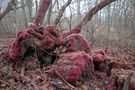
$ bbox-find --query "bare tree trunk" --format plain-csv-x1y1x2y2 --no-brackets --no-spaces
0,21,7,33
21,0,28,28
0,0,15,21
33,0,52,28
77,0,81,19
26,0,33,22
124,0,128,49
106,5,111,51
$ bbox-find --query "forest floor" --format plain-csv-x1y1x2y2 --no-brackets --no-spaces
0,36,135,90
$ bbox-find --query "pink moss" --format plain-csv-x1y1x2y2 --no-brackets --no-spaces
92,53,105,62
33,0,52,26
67,66,81,82
8,30,30,60
35,25,66,50
65,34,91,53
92,49,112,77
8,24,66,60
27,29,44,39
8,0,53,60
92,49,106,62
56,51,94,84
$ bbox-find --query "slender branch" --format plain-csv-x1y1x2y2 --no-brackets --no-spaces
0,79,18,89
53,0,72,27
11,3,29,11
0,0,15,21
63,0,117,37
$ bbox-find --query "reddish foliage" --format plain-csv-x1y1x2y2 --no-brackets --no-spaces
65,34,91,53
8,30,32,60
55,52,94,84
35,25,66,50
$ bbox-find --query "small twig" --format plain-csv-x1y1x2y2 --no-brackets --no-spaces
20,63,25,77
123,73,133,90
44,68,54,73
53,65,77,90
0,46,9,51
35,47,44,77
0,79,17,90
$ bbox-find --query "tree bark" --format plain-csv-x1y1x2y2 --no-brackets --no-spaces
0,0,15,21
53,0,72,27
63,0,117,37
33,0,52,28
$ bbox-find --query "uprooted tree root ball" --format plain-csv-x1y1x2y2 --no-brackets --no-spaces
3,23,134,90
1,0,135,89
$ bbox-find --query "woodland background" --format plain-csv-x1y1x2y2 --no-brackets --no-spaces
0,0,135,50
0,0,135,90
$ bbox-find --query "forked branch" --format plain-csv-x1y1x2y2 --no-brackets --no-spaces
53,0,72,27
63,0,117,37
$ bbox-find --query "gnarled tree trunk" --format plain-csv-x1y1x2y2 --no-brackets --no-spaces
63,0,117,37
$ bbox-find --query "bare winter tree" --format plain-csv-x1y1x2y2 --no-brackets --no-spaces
0,0,15,21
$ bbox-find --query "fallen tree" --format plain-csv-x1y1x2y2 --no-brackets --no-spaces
2,0,135,90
